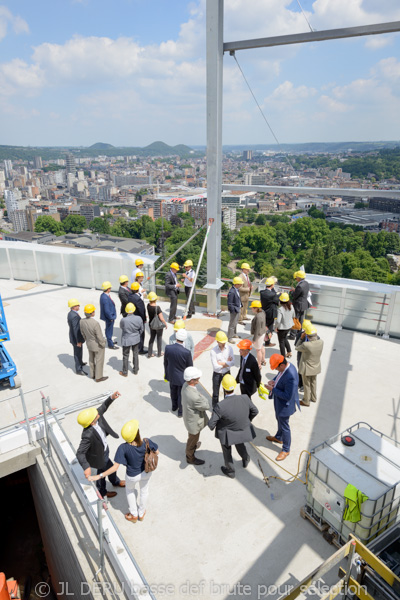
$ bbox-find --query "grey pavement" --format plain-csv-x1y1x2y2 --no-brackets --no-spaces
1,278,400,600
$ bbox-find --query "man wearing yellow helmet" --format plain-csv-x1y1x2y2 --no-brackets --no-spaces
80,304,108,382
165,262,181,323
127,282,147,354
100,281,118,350
118,275,130,317
210,331,234,407
295,322,324,406
260,277,279,349
238,263,252,324
76,390,124,498
130,257,145,285
290,270,309,328
182,259,195,318
67,299,87,376
227,277,243,342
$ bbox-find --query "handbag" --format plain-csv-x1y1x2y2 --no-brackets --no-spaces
144,438,158,473
149,311,165,330
292,318,302,330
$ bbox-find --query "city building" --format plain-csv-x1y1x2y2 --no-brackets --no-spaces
369,197,400,214
242,150,253,160
3,159,13,179
3,231,56,243
33,156,43,169
10,209,28,233
222,206,236,230
79,204,101,226
65,154,76,175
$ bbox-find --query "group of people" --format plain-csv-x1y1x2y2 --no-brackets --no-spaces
71,259,324,521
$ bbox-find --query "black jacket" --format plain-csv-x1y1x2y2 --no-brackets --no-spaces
76,396,119,470
164,342,193,386
260,288,279,323
118,285,130,316
292,280,310,313
165,270,180,297
236,353,261,397
208,393,259,446
127,292,146,323
68,310,85,346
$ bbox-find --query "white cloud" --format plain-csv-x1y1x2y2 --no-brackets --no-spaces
0,6,29,41
265,81,317,106
319,95,352,113
0,58,44,96
312,0,400,29
365,35,394,50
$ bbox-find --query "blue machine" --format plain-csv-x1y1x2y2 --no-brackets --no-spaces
0,296,20,388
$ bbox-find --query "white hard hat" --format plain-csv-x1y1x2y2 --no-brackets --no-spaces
176,329,188,341
184,367,202,381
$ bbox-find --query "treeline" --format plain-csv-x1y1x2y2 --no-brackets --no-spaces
293,147,400,181
34,213,400,286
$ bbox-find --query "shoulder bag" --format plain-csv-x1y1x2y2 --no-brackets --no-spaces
144,438,158,472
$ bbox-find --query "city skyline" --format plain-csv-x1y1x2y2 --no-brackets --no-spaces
1,1,400,147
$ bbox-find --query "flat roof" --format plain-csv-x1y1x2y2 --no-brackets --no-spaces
0,278,399,599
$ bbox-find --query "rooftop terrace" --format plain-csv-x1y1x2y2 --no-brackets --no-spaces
1,277,399,599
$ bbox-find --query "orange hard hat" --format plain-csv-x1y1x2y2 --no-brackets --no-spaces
270,354,285,370
237,339,252,350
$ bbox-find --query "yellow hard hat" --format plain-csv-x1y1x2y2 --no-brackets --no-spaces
233,277,243,285
125,303,136,314
279,292,290,302
302,319,311,329
121,419,139,443
119,275,129,284
130,281,140,291
294,270,306,279
174,319,186,330
304,322,317,336
170,262,179,271
135,258,144,266
215,331,228,343
241,263,250,270
68,298,80,308
265,277,275,286
102,281,112,291
251,300,262,308
222,374,237,392
184,260,193,267
147,292,158,302
135,271,144,278
84,304,95,314
77,407,98,428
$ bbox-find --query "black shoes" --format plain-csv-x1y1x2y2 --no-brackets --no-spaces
221,466,235,479
187,457,205,465
242,456,250,468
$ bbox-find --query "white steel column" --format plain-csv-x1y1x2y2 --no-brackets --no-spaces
206,0,223,314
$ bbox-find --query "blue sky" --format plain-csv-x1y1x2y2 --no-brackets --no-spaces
1,0,400,147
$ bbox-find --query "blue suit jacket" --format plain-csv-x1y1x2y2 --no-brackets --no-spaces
271,362,300,418
164,343,193,386
100,292,116,322
227,286,242,313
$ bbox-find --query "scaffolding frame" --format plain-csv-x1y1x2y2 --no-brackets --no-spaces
205,1,400,314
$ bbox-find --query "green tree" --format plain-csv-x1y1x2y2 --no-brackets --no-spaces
34,215,65,236
62,215,87,234
89,217,111,234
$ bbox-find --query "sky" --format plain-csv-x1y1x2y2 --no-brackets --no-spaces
1,0,400,147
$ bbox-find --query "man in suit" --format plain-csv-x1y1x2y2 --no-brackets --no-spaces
127,282,147,354
164,329,193,417
80,304,108,383
291,270,310,326
227,277,243,343
76,391,125,498
165,262,181,323
208,374,259,478
295,321,324,406
67,298,87,376
266,354,300,461
182,367,209,466
100,281,118,350
236,339,261,398
260,277,278,347
238,262,252,324
118,275,130,317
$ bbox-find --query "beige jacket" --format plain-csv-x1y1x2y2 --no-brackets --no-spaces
238,271,251,301
80,317,106,352
296,336,324,376
182,382,210,435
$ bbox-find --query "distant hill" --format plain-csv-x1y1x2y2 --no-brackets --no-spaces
222,141,400,154
88,142,115,150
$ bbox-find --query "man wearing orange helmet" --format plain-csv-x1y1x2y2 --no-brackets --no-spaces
266,354,300,461
235,339,261,398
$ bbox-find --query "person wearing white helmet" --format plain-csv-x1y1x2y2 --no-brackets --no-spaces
182,367,209,465
164,328,193,417
210,331,234,407
168,320,195,358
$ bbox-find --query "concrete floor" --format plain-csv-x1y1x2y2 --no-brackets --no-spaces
1,278,400,600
